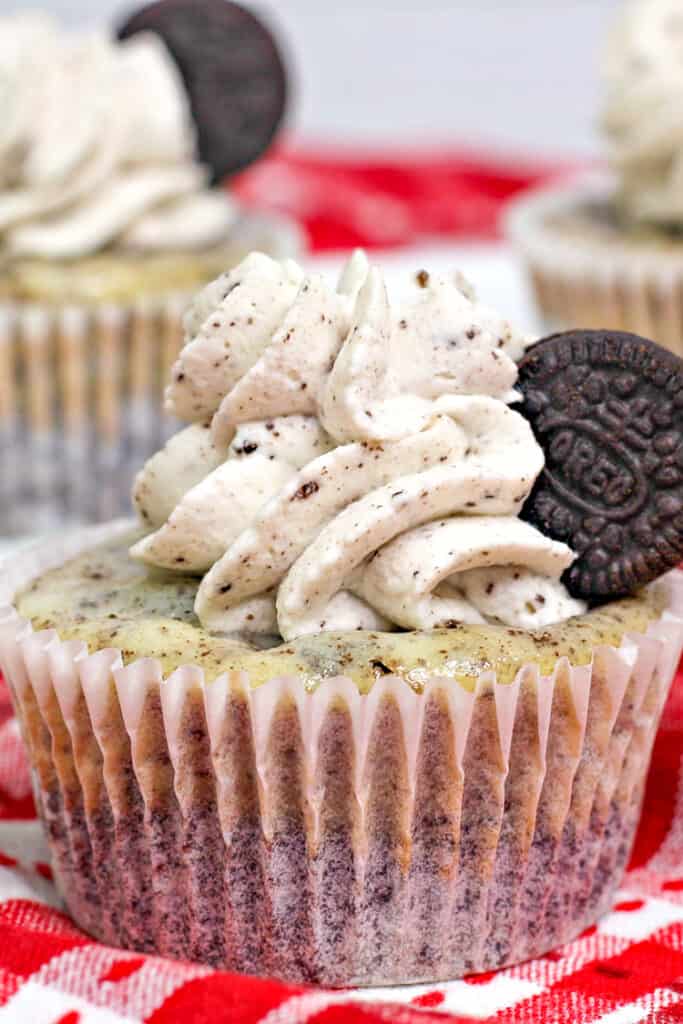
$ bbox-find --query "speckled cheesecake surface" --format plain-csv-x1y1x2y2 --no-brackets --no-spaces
16,533,664,693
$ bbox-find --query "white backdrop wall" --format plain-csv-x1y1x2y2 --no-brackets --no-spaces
5,1,622,158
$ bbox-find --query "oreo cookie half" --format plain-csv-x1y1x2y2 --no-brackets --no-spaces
119,0,287,181
516,329,683,600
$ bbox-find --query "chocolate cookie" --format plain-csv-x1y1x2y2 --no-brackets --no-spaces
118,0,287,181
516,329,683,600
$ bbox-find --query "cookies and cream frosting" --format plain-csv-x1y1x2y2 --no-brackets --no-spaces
602,0,683,225
0,12,236,259
131,250,586,640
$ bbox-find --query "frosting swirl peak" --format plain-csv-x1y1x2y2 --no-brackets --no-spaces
132,251,586,640
603,0,683,225
0,12,235,258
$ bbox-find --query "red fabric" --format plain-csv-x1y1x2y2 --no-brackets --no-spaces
231,144,572,251
1,660,683,1023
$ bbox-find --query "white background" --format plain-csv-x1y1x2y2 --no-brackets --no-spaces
5,0,621,159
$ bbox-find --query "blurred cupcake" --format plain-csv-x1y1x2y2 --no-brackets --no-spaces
507,0,683,359
0,4,300,534
1,250,682,984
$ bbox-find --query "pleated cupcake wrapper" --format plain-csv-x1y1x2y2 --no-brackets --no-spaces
1,524,682,986
0,296,192,533
505,178,683,360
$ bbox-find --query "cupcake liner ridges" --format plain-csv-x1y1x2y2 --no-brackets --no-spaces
0,298,188,535
506,179,683,360
1,523,682,986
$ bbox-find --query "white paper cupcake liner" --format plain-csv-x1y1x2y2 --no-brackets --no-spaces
0,297,189,535
1,522,682,986
505,176,683,359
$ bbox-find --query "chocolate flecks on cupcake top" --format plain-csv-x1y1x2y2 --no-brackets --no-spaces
135,250,586,642
130,249,680,640
15,533,665,693
118,0,288,181
516,328,683,600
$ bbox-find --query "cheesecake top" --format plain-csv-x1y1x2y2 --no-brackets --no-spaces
16,533,660,693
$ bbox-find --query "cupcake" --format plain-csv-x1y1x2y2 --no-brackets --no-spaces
0,3,300,534
1,251,682,986
506,0,683,360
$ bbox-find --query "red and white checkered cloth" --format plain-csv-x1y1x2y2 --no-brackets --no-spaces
1,658,682,1024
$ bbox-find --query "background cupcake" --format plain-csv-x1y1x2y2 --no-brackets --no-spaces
0,2,301,535
506,0,683,361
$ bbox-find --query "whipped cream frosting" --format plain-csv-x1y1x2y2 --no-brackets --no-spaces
0,12,236,258
131,250,586,641
603,0,683,225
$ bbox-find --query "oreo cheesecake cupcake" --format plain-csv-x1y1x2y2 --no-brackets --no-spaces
0,2,299,533
507,0,683,360
1,250,682,986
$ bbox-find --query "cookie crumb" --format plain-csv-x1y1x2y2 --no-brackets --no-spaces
292,481,319,501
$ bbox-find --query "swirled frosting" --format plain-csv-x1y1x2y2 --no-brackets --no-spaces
0,12,236,258
602,0,683,225
131,250,586,640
